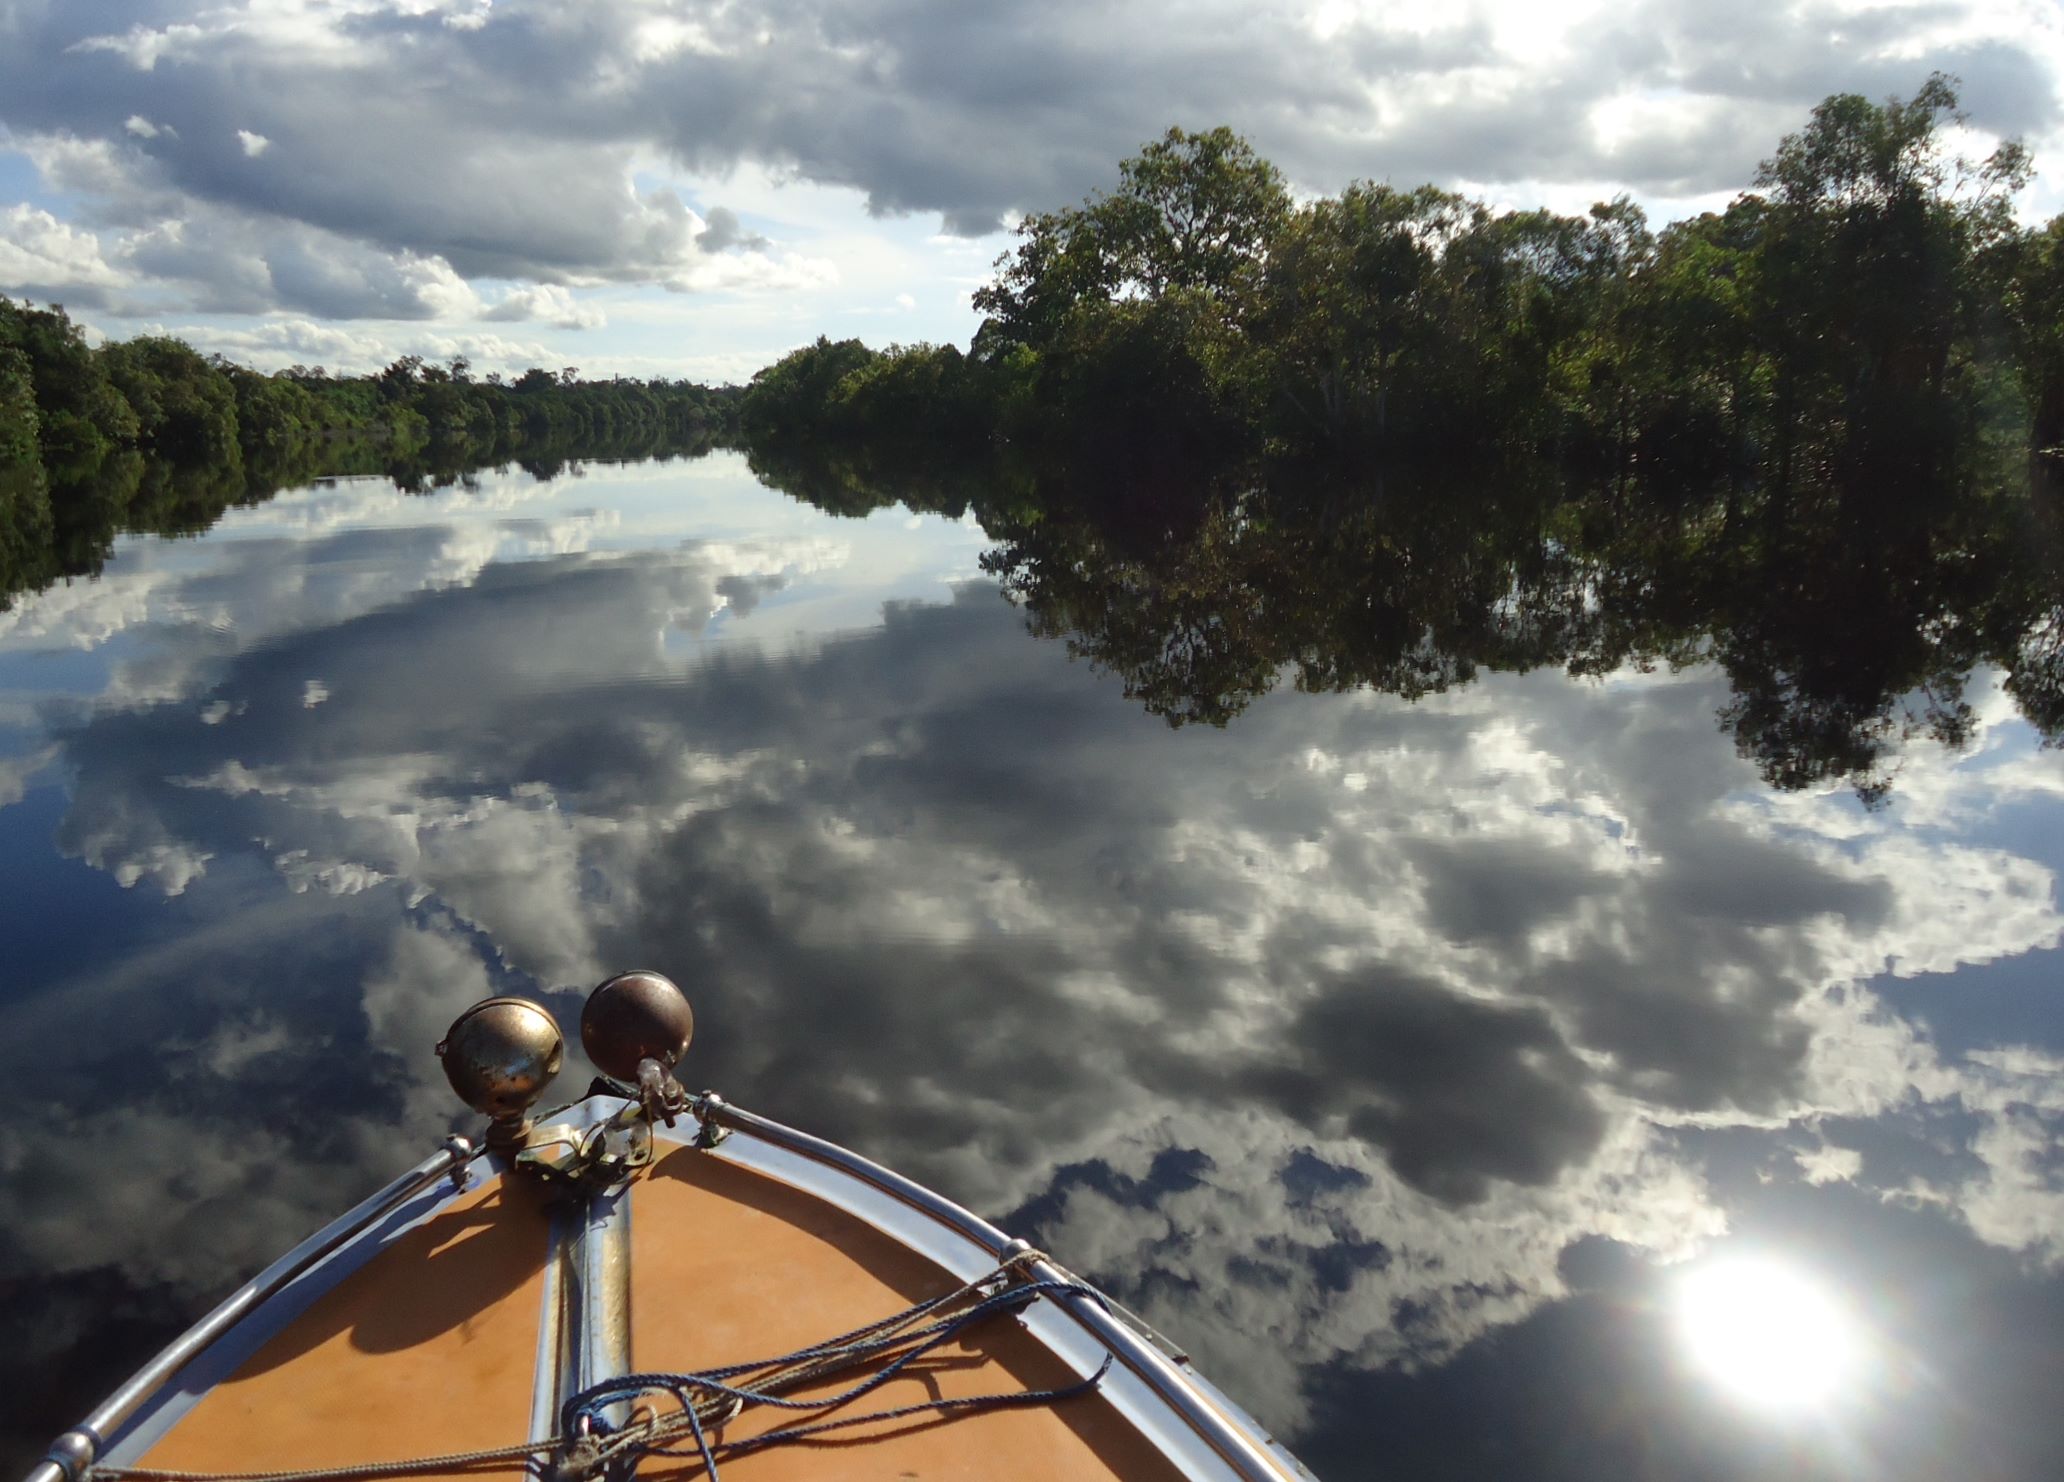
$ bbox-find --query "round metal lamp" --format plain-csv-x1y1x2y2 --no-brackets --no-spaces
436,997,564,1145
581,970,695,1082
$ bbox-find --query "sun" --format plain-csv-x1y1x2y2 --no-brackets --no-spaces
1674,1257,1862,1412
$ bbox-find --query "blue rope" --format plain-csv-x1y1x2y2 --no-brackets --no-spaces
645,1354,1114,1468
561,1277,1114,1480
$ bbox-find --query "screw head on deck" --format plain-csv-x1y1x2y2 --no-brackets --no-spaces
436,997,565,1120
582,969,695,1081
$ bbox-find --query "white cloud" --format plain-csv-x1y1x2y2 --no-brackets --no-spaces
659,244,839,296
7,112,822,330
121,209,485,320
168,318,555,376
0,562,170,648
273,849,389,894
1795,1140,1864,1185
65,22,206,72
360,918,497,1075
0,203,127,304
481,282,606,329
0,746,58,811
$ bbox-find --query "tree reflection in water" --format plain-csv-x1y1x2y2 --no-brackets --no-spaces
751,439,2064,806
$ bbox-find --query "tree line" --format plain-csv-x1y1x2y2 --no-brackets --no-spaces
730,78,2064,804
0,297,739,607
739,77,2064,486
4,76,2060,802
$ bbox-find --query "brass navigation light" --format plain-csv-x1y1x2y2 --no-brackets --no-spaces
436,996,565,1147
581,969,695,1081
582,970,696,1129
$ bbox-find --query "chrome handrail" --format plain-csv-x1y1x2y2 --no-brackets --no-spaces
691,1094,1302,1482
26,1136,480,1482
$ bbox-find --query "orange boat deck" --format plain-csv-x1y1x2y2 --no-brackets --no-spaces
79,1102,1306,1482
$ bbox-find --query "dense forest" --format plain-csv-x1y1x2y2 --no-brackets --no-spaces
0,296,738,607
740,77,2063,483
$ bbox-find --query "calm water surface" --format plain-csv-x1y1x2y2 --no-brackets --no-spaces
3,451,2063,1479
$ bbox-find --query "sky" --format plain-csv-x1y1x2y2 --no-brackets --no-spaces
2,0,2063,385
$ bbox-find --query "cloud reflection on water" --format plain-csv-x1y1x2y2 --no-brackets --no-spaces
1,462,2061,1475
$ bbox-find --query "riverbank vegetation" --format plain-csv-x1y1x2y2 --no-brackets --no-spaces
0,295,737,606
740,77,2061,488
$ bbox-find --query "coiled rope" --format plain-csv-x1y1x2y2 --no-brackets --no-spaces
91,1253,1110,1482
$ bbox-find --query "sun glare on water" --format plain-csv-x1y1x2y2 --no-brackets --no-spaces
1675,1258,1863,1412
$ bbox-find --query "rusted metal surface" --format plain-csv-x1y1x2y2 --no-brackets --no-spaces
579,971,694,1081
435,998,564,1123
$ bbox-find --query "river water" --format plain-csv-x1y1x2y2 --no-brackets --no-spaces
3,450,2062,1479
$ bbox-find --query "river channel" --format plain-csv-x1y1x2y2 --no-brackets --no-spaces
3,450,2062,1480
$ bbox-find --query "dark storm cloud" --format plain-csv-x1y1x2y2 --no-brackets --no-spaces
2,0,2053,316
